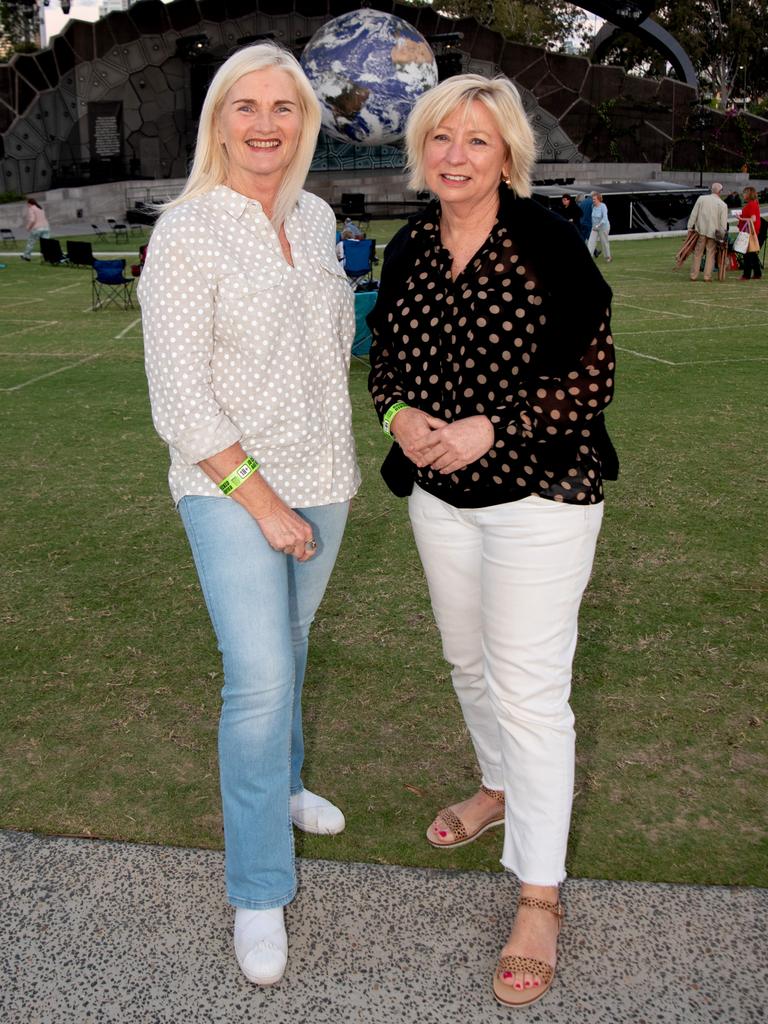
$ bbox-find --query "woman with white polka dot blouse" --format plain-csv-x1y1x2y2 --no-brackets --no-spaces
138,44,359,986
368,75,618,1008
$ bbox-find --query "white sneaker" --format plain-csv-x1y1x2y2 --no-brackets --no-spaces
234,907,287,985
290,788,345,835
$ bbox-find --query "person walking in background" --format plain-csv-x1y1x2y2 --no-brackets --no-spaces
139,42,359,987
578,191,592,241
587,192,611,262
559,193,582,233
369,73,617,1009
687,182,728,282
738,186,763,281
20,197,50,261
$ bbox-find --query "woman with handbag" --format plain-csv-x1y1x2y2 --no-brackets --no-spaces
738,186,762,281
368,73,617,1008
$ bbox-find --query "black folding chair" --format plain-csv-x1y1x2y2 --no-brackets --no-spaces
66,240,94,268
40,237,68,265
107,218,129,242
343,238,377,290
0,228,17,249
92,259,134,310
91,223,107,240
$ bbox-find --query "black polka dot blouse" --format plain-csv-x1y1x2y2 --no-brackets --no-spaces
369,210,616,507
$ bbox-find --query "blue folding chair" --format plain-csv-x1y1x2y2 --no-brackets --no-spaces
343,238,377,290
92,259,134,310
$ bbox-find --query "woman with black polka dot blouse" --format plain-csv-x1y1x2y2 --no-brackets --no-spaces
139,45,359,987
368,75,617,1008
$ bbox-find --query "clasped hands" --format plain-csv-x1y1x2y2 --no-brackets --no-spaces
391,407,494,475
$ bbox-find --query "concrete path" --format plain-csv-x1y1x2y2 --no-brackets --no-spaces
1,829,765,1023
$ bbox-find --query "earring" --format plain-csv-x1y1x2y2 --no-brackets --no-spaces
502,171,513,189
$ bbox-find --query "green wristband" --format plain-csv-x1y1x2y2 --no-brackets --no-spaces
383,401,408,437
218,455,260,496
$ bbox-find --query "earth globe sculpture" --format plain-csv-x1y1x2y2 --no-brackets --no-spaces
300,9,438,146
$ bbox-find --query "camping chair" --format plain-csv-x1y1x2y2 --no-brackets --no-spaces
107,218,129,242
92,259,134,310
1,227,17,249
66,239,94,268
343,238,377,290
40,237,68,265
91,223,107,240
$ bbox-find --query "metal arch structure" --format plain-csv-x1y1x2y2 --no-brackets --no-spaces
582,1,699,90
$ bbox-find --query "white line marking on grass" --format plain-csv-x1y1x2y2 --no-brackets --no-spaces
614,345,676,365
48,282,84,294
114,317,141,340
0,351,83,357
2,297,44,308
0,352,101,392
612,298,692,318
619,323,768,336
614,346,767,367
0,319,59,339
683,298,768,313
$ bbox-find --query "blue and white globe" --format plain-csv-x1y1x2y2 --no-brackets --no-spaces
301,9,438,146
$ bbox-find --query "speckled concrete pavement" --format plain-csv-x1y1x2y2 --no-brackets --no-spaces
1,829,765,1024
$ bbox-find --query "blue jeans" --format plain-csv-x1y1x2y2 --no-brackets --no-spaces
178,495,349,909
23,227,50,258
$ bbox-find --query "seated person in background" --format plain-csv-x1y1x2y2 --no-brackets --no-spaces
343,216,364,239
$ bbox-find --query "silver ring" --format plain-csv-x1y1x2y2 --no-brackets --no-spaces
305,539,317,552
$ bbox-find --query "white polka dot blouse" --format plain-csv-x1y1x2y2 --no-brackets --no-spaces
139,185,361,508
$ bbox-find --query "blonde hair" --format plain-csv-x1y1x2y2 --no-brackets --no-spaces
162,43,321,228
405,74,536,199
743,186,757,202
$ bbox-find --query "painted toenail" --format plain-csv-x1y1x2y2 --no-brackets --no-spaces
438,830,447,837
502,971,512,979
514,982,523,990
533,979,540,987
524,980,532,988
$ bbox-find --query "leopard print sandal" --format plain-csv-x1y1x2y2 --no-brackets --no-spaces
492,896,564,1008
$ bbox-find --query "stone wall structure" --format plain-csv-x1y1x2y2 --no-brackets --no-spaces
1,0,767,195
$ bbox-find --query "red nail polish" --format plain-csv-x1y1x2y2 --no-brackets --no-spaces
514,982,523,990
438,830,447,837
533,979,540,988
502,971,512,979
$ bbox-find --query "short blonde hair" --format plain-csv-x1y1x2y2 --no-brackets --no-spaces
743,185,757,202
163,43,321,228
405,74,536,199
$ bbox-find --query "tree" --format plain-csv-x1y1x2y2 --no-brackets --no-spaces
417,0,593,52
0,0,41,54
595,0,768,110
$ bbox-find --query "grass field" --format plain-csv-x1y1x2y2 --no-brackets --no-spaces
0,230,766,887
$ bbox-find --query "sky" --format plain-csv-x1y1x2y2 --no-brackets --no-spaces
43,0,100,46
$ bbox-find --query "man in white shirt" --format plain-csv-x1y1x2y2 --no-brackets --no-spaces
687,182,728,282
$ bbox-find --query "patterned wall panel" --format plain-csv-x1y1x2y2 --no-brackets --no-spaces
1,0,766,194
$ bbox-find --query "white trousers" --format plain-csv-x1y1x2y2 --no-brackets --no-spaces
587,227,611,260
409,486,603,885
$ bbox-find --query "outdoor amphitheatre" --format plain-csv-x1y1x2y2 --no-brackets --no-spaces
0,2,765,1022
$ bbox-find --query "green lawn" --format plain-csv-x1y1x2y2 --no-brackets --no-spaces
0,231,765,887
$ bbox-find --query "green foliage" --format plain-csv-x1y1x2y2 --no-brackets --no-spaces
0,0,39,51
0,190,25,204
598,0,768,109
408,0,591,51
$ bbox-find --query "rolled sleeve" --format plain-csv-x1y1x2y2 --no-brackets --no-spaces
138,221,241,464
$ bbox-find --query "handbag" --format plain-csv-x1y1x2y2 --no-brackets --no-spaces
747,222,760,253
733,229,750,254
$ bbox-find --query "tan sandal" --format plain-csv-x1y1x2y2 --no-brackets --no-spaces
492,896,564,1008
426,785,505,849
